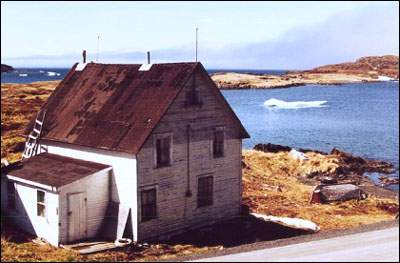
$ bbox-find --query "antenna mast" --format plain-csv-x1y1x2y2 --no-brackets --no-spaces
195,27,198,62
96,35,100,62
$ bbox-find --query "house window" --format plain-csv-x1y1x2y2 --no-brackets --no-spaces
213,130,225,158
37,190,46,217
7,182,16,209
141,188,157,221
186,88,201,106
155,135,172,167
185,77,201,107
198,176,213,207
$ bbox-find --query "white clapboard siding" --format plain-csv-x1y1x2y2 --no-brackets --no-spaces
136,68,243,241
1,178,59,246
58,168,111,244
42,142,139,242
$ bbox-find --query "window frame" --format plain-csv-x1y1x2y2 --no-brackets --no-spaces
140,187,158,222
197,175,214,208
37,190,46,218
154,133,173,168
7,181,16,210
212,127,225,158
185,76,202,107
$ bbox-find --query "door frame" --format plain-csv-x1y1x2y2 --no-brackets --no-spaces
66,191,87,243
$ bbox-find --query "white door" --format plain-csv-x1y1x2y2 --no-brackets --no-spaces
67,192,87,242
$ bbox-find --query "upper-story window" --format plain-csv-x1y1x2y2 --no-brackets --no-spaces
213,128,225,158
185,77,202,107
155,134,172,168
7,181,16,210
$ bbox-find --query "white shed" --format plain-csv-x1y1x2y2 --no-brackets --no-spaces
1,153,112,246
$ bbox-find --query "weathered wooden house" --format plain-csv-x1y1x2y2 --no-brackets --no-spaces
1,61,249,247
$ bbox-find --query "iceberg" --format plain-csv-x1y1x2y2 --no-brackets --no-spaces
47,71,61,76
263,98,328,109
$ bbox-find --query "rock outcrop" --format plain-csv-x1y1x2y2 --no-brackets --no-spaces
253,143,396,186
1,64,14,73
306,55,399,79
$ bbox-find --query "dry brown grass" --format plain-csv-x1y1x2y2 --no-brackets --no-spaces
1,81,58,163
242,150,398,230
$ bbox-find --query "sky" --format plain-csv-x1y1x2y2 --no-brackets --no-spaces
1,1,399,69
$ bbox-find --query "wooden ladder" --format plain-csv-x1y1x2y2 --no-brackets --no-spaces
22,110,46,160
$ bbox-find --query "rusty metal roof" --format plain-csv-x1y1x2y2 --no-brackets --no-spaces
8,153,110,187
39,62,249,154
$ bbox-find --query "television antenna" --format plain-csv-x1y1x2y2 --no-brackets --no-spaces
195,27,198,62
96,35,100,62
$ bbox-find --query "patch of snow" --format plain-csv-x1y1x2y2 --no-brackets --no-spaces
377,75,393,81
139,64,152,71
289,149,309,160
75,63,88,71
251,213,320,232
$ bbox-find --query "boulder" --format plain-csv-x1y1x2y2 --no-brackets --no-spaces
254,143,291,153
318,184,367,203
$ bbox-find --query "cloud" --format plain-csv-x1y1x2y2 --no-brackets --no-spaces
2,4,398,69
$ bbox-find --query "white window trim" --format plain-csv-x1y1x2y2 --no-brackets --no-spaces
37,189,47,219
153,132,173,168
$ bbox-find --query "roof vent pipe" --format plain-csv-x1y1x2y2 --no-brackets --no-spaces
147,51,150,64
83,50,87,63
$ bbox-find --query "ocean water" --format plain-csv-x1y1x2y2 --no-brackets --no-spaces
1,68,70,83
1,68,287,84
222,82,399,191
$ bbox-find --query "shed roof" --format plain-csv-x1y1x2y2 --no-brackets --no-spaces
38,62,249,154
7,153,110,188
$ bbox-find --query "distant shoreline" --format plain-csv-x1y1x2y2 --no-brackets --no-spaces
211,55,399,89
211,72,399,90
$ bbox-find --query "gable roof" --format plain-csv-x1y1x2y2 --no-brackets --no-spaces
40,62,249,154
7,153,110,188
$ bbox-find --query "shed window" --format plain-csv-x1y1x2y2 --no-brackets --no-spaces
198,176,213,207
141,188,157,221
37,190,46,217
7,182,16,209
213,130,224,158
156,135,172,167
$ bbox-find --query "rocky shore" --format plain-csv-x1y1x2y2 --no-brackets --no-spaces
212,55,399,89
252,143,399,191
